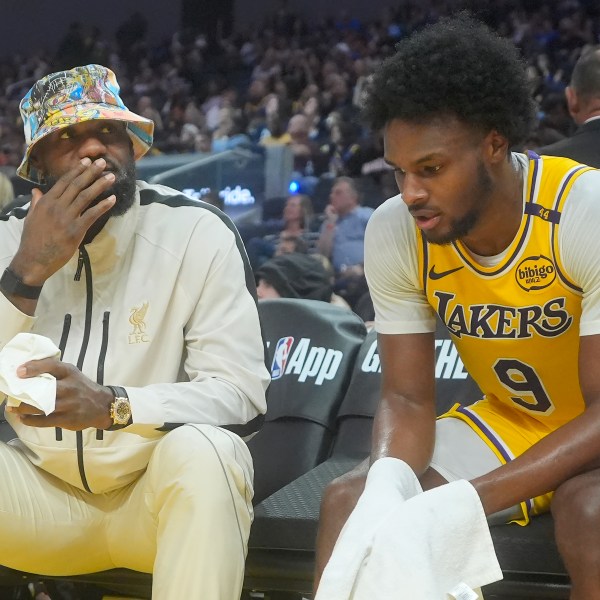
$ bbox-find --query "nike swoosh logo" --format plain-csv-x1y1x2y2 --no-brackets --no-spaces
428,265,464,280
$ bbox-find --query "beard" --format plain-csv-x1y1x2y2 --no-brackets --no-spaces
41,155,137,218
423,160,493,246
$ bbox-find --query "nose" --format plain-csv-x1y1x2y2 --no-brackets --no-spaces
77,134,108,161
401,173,428,206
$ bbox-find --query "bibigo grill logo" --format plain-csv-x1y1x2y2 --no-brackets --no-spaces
515,255,556,291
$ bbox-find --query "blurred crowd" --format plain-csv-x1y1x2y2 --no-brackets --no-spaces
0,0,599,316
1,1,599,176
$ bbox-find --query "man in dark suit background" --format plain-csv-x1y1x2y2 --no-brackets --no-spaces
537,46,600,168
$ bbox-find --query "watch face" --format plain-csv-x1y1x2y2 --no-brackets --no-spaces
113,398,131,425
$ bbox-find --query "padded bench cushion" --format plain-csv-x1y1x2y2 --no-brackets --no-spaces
247,455,569,588
250,456,362,551
491,514,565,576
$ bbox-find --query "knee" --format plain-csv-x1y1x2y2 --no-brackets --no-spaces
552,471,600,556
552,472,600,525
149,425,252,501
320,468,367,521
321,477,350,514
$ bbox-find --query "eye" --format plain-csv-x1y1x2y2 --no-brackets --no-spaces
101,125,113,134
423,165,441,175
59,130,72,140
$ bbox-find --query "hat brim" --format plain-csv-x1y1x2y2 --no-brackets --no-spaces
17,103,155,183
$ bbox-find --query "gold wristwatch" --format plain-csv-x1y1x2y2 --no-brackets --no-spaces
107,385,132,429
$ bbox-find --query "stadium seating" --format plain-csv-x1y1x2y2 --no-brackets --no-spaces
245,322,472,593
248,299,367,503
0,302,572,598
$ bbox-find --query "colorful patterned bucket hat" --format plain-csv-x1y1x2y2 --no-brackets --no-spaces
17,64,154,183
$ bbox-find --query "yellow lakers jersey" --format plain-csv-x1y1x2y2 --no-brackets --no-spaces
418,155,595,434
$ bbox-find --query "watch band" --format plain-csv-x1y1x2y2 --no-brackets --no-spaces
0,268,43,300
106,385,132,430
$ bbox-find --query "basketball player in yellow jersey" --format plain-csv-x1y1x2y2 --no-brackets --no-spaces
315,15,600,599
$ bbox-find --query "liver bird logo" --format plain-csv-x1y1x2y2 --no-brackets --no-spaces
129,302,149,335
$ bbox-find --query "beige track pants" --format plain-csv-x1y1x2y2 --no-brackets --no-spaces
0,424,254,599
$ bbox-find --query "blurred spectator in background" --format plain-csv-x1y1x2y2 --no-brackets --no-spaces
201,78,228,132
243,78,270,141
160,96,189,153
312,253,353,310
293,84,323,139
193,128,213,153
0,172,15,213
537,45,600,167
258,91,292,146
321,72,355,120
317,176,373,308
212,107,251,152
317,116,366,176
251,47,282,84
178,123,202,152
256,253,333,302
524,93,569,149
352,57,372,108
246,194,315,270
538,92,573,138
275,233,309,256
287,114,321,174
136,96,163,135
259,112,292,146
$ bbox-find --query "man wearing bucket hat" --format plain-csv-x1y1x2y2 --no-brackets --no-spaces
0,64,269,598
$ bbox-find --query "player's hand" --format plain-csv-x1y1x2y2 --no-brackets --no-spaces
7,357,113,431
9,158,117,286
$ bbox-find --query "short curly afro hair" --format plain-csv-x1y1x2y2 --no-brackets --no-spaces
363,14,536,148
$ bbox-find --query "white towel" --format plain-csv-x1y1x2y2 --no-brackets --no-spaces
0,333,60,415
315,457,423,600
316,457,502,600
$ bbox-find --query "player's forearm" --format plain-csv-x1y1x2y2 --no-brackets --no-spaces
370,394,437,476
472,402,600,516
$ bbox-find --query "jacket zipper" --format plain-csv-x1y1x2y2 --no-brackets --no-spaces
75,247,93,492
55,314,72,442
95,311,110,441
74,252,84,281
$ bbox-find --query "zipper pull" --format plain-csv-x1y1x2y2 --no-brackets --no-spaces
74,250,84,281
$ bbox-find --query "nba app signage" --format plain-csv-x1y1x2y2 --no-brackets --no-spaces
268,337,343,385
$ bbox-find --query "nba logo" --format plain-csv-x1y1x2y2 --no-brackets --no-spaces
271,337,294,380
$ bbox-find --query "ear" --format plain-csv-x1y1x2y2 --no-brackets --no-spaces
565,86,579,118
482,129,509,165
